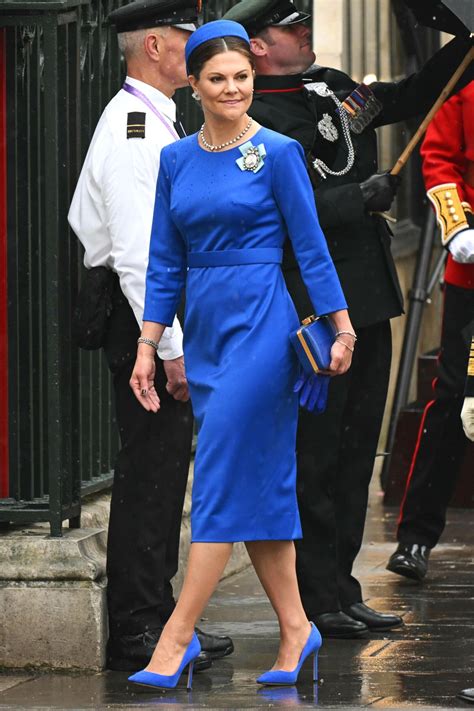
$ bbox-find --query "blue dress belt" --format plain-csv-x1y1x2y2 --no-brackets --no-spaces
187,247,283,268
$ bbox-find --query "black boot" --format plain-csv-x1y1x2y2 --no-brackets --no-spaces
106,629,212,672
386,543,431,582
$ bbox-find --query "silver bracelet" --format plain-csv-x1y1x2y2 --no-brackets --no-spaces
336,338,354,353
137,336,159,351
335,330,357,341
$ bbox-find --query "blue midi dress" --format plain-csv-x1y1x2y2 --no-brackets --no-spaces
143,126,347,542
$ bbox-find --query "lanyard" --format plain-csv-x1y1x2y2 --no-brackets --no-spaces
122,82,180,141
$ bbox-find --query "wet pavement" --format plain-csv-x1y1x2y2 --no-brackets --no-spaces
2,488,474,709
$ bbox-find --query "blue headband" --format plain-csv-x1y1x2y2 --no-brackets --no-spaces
185,20,250,73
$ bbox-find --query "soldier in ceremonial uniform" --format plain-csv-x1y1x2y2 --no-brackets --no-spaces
387,83,474,583
223,0,473,637
69,0,233,671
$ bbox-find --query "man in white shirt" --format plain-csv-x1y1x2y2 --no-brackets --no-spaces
69,0,233,671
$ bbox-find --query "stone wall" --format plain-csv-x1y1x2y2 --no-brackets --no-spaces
0,528,107,670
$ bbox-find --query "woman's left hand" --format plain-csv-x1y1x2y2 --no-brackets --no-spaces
327,338,353,375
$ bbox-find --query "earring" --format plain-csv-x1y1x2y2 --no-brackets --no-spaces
192,90,201,101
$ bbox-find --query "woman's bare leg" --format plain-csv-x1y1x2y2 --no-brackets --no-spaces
145,541,233,674
246,540,312,671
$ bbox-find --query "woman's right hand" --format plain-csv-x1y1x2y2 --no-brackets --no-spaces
325,310,355,376
130,348,161,412
327,338,353,375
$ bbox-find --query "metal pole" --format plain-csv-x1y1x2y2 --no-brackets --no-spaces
380,207,438,489
43,13,63,537
426,249,447,298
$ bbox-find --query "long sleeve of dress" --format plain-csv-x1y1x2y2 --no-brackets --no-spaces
143,148,187,326
271,140,348,316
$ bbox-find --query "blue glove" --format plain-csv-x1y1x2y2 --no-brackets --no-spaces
294,371,330,414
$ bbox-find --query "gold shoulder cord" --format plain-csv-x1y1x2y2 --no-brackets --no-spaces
426,183,469,246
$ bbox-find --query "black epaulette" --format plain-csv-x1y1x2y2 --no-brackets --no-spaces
127,111,146,139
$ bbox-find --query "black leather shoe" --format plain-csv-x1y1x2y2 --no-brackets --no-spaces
195,626,234,659
386,543,430,581
344,602,403,631
312,611,369,639
106,629,212,672
458,688,474,703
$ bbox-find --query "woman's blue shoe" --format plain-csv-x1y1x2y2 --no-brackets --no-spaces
128,633,201,690
256,622,322,686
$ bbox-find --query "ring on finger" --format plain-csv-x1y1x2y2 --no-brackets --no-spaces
141,388,147,396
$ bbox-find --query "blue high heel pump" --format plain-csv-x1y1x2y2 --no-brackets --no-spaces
256,622,322,686
128,633,201,691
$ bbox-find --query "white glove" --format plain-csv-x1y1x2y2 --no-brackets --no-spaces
448,229,474,264
461,397,474,441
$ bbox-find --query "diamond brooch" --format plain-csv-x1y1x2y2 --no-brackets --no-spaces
236,141,266,173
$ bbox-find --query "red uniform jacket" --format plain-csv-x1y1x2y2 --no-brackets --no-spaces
421,81,474,289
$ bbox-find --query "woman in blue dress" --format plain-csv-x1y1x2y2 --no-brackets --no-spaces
129,21,356,690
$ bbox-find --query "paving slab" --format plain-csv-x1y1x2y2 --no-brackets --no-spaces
1,489,474,709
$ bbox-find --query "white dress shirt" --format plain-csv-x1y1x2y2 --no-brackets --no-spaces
68,76,183,360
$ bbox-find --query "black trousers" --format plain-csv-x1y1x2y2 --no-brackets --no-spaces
103,284,193,637
397,283,474,548
295,321,392,615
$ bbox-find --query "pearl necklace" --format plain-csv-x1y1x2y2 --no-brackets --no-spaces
199,117,253,152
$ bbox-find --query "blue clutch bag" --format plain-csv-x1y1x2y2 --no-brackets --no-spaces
290,315,336,375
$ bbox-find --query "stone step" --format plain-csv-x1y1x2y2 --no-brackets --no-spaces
0,528,107,670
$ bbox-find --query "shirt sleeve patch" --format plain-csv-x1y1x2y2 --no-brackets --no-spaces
127,112,146,139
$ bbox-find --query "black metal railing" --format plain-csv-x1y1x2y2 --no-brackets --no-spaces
0,0,129,536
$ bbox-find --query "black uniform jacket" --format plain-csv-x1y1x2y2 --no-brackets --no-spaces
250,37,473,328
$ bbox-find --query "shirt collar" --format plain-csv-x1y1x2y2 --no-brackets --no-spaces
124,76,177,123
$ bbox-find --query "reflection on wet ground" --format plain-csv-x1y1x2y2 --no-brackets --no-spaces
2,491,474,709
